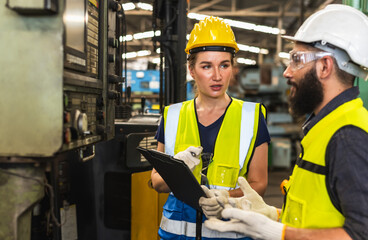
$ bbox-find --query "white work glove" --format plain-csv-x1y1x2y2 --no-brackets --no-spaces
199,186,229,219
218,194,251,211
219,177,278,221
174,146,203,172
204,208,285,240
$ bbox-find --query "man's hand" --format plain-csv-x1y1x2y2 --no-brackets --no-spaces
174,146,203,171
199,186,229,219
204,208,285,240
218,177,279,221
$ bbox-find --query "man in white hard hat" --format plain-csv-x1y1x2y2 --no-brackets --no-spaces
203,4,368,240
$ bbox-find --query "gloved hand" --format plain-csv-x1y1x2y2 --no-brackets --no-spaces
204,208,285,240
218,177,279,221
199,186,229,219
218,195,251,211
174,146,203,172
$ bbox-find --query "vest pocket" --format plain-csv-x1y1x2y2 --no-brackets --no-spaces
211,164,239,188
283,192,305,228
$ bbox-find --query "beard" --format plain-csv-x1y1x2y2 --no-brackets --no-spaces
288,66,323,118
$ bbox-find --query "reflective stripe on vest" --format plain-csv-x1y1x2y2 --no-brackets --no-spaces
160,215,249,239
164,102,183,156
239,101,256,170
281,98,368,228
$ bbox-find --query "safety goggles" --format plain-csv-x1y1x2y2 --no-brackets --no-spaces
289,51,333,71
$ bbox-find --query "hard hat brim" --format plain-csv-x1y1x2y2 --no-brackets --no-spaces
281,35,298,42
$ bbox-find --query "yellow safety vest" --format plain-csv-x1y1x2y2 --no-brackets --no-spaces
163,98,265,189
281,98,368,228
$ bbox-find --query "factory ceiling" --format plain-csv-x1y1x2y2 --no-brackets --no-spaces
123,0,343,65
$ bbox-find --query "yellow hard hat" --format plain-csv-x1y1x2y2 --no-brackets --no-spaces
185,16,239,55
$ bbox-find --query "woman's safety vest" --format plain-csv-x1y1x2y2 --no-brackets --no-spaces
159,98,265,239
281,98,368,228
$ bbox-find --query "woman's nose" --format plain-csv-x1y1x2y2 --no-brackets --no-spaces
212,67,222,81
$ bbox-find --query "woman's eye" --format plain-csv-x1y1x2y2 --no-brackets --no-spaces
202,65,210,69
221,64,229,69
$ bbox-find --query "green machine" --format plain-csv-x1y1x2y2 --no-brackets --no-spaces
343,0,368,108
0,0,124,239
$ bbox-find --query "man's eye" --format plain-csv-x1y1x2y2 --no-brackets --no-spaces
292,53,299,62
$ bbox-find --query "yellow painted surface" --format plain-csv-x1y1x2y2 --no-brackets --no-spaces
131,171,168,240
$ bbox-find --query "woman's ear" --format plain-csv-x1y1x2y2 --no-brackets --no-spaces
189,66,195,79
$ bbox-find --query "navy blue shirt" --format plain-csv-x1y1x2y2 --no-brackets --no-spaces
155,99,270,156
302,87,368,240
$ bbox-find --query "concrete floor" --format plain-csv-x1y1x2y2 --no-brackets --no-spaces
263,168,292,208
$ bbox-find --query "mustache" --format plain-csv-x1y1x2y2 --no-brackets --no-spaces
287,79,297,88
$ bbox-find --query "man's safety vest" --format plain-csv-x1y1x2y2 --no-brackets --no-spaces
281,98,368,228
159,98,265,239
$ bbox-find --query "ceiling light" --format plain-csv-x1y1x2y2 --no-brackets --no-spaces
237,58,257,65
278,52,290,59
152,58,161,64
123,50,151,59
188,13,285,35
120,35,133,42
133,31,155,40
137,2,153,11
238,44,269,55
122,2,135,11
123,52,138,59
137,50,151,57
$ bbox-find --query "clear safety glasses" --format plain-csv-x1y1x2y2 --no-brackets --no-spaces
289,51,333,71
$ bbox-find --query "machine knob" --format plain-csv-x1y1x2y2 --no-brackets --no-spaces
77,113,88,134
64,111,71,123
64,128,71,144
73,110,88,134
109,1,121,12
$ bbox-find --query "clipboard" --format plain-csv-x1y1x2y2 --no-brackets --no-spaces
136,146,206,210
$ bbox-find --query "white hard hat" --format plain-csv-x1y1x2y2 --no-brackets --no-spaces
283,4,368,79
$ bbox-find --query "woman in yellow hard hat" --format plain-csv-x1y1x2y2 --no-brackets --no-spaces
151,16,270,240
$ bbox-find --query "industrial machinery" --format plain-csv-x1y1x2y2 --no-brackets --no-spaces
0,0,188,239
0,0,124,239
71,1,189,239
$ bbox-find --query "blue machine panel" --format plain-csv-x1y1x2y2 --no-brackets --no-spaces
124,70,161,94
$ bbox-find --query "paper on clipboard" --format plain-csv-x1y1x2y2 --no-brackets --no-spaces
136,146,206,210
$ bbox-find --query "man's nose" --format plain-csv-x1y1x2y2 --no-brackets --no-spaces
283,65,293,79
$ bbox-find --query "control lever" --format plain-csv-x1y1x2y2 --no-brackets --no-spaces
126,86,131,102
141,97,146,114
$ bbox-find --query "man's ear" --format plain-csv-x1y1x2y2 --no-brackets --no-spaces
317,56,334,79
